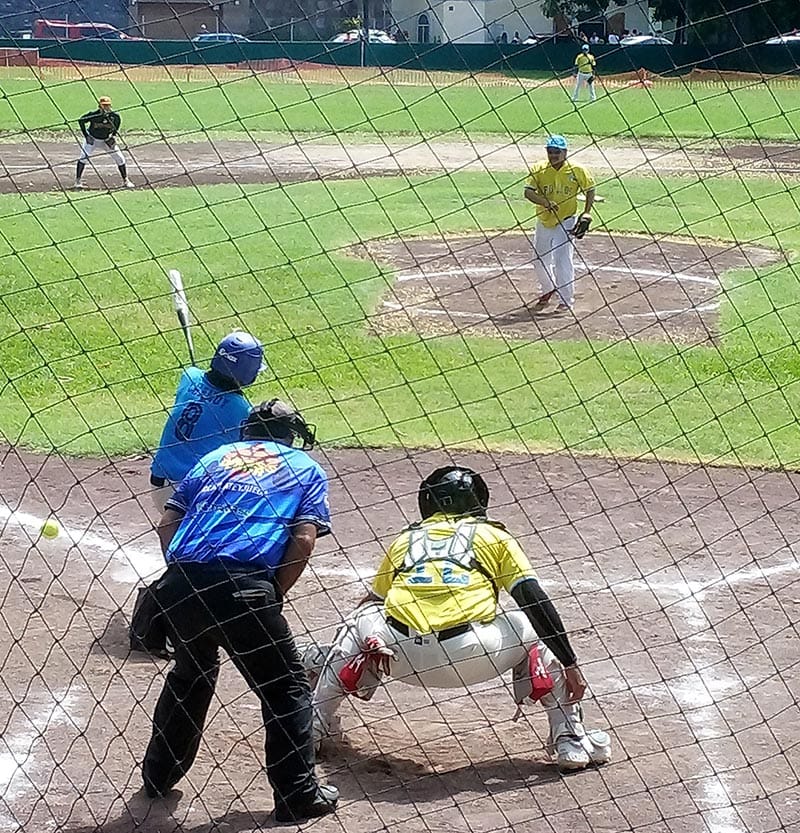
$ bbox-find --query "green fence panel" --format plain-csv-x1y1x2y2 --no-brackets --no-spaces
0,38,797,76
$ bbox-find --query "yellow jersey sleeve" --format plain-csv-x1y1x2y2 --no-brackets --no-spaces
474,524,537,593
573,164,595,192
371,532,408,598
525,164,543,192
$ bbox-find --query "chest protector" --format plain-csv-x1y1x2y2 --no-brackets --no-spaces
393,519,498,597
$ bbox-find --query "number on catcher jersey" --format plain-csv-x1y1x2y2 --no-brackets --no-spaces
405,563,471,586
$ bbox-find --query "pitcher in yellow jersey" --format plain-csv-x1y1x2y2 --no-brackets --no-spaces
305,466,611,773
524,135,595,314
573,43,597,102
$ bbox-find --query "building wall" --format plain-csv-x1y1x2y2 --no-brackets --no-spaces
249,0,360,40
132,0,249,38
391,0,551,44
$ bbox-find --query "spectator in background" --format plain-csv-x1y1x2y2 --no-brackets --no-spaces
500,31,508,44
511,31,521,44
523,33,537,44
631,28,639,36
578,30,589,43
589,32,602,44
607,31,620,45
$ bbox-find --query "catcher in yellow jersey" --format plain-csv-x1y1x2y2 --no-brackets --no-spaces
305,466,611,773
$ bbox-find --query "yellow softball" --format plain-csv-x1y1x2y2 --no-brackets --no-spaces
40,518,61,539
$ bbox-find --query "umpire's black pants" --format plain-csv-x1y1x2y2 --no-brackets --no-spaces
142,560,318,809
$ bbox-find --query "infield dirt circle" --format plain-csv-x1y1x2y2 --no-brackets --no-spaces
367,233,781,345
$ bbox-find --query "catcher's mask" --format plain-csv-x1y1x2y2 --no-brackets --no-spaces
418,466,490,519
242,399,316,450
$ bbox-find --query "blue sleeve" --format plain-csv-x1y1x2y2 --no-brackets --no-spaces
295,464,331,535
164,462,204,514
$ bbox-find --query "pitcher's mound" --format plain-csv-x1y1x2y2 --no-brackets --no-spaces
368,233,781,345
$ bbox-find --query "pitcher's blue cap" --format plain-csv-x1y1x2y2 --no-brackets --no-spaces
546,135,568,150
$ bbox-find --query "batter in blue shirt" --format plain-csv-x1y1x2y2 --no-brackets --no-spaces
150,331,266,512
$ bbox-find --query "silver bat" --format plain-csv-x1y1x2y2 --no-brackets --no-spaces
167,269,196,366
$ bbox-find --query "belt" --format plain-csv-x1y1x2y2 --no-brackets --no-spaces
386,616,472,642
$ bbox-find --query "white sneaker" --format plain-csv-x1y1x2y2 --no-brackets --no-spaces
74,180,84,190
555,735,592,771
123,179,135,189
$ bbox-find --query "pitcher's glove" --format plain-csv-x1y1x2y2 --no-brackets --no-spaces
106,135,116,149
572,213,592,239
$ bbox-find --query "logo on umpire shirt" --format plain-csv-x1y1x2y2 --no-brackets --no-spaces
220,444,281,478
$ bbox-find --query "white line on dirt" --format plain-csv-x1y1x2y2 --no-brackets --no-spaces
389,260,720,322
2,504,797,601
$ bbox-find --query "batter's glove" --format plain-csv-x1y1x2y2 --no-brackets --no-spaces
106,136,116,149
571,213,591,239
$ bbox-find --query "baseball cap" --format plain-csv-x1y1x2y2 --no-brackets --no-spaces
98,96,112,106
545,135,568,150
582,43,590,51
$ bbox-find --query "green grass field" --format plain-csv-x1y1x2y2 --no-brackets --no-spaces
2,172,799,466
2,74,800,141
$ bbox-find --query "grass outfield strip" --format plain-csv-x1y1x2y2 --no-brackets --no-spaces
1,172,799,466
1,75,800,141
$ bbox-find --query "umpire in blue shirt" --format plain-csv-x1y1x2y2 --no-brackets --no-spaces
142,399,338,822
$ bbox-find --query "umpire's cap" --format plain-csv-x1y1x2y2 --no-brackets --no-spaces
418,466,490,519
242,399,316,450
546,134,568,150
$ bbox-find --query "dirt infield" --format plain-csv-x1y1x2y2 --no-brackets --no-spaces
1,445,799,832
2,137,800,194
366,232,780,345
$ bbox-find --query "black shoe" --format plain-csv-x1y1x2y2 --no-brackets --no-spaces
274,784,338,823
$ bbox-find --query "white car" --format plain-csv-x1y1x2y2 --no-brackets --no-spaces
620,34,673,46
330,29,396,44
765,34,800,45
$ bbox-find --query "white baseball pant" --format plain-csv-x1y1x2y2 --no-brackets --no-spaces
533,216,577,307
78,138,126,166
572,72,596,102
309,602,610,770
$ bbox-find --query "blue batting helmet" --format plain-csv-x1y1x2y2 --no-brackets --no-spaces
210,331,266,387
582,43,590,51
546,134,568,150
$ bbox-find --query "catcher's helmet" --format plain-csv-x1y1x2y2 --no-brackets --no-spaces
211,331,266,387
242,399,316,450
418,466,490,519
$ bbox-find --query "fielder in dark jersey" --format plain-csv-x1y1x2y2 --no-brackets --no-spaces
75,95,134,189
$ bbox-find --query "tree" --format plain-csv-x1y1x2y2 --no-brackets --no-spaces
649,0,800,47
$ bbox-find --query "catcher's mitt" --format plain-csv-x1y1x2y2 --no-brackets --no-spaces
571,213,591,239
106,135,116,149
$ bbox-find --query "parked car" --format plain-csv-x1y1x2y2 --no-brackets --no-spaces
191,32,251,43
32,19,140,40
330,29,396,44
620,34,673,46
765,33,800,45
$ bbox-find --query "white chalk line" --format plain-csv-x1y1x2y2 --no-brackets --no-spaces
388,261,721,322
